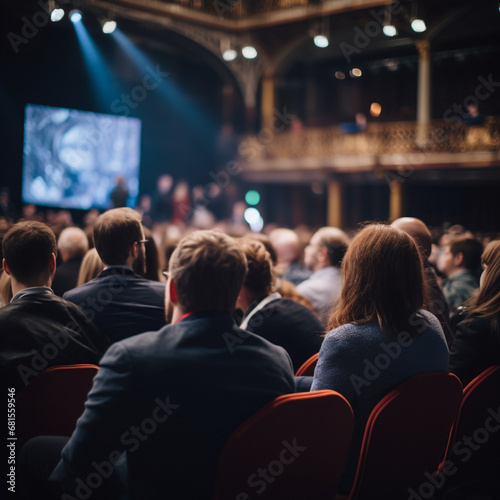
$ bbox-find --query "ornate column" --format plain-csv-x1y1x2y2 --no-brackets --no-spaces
327,179,343,228
415,40,431,147
389,179,404,221
261,70,275,131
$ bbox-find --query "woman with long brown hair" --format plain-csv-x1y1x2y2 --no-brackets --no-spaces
311,224,449,493
450,240,500,385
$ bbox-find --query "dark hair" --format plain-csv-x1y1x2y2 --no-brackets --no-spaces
449,237,483,270
2,221,56,283
238,238,274,302
169,230,247,312
243,233,278,265
93,208,143,265
328,224,428,337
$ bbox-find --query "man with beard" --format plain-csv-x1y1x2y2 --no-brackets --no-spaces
64,208,165,343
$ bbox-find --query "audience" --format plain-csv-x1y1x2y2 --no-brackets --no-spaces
76,248,104,286
0,221,109,390
437,236,483,315
450,240,500,386
236,238,323,371
311,224,449,493
51,226,89,296
20,230,295,500
63,208,166,343
297,226,350,326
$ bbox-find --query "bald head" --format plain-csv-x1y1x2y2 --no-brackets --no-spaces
58,226,89,262
391,217,431,259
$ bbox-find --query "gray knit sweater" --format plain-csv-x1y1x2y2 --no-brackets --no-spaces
311,309,449,492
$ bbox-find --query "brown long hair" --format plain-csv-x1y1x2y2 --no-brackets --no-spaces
327,224,428,336
466,240,500,329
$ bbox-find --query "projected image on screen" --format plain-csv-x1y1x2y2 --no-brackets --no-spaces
23,104,142,210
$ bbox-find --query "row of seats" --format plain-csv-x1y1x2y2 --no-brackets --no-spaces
15,364,500,499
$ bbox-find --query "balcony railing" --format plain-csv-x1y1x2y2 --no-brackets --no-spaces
239,117,500,162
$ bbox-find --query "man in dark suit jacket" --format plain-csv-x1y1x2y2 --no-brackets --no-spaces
0,221,109,390
51,226,88,297
63,208,166,343
21,230,295,499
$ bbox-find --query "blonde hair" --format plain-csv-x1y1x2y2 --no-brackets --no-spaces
466,240,500,327
77,249,104,286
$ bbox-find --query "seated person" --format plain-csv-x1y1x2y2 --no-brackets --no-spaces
450,240,500,386
297,227,350,327
437,236,483,315
64,208,166,343
20,230,295,500
311,224,448,494
0,221,109,390
236,238,323,371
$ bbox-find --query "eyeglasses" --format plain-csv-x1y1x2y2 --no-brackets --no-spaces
137,239,149,244
162,271,169,280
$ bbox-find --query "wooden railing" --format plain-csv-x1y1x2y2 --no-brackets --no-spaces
238,117,500,162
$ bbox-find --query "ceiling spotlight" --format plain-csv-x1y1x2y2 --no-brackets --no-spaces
314,35,329,48
102,20,117,34
69,9,82,23
383,25,398,37
242,46,257,59
411,18,427,32
335,71,345,80
50,8,64,22
222,49,237,61
350,68,362,78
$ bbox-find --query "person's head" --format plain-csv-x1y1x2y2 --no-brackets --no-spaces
93,208,145,268
391,217,432,259
268,228,301,267
236,239,274,310
57,226,89,263
304,227,350,272
438,237,483,278
167,230,247,315
467,240,500,323
2,221,57,288
329,224,427,336
77,248,104,286
243,233,278,266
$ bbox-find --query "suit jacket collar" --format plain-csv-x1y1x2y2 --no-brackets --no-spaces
98,266,138,279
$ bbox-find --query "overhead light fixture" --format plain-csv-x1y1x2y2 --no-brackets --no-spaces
220,38,237,61
50,8,64,22
48,0,64,22
314,35,329,48
69,9,82,23
382,4,398,37
350,68,362,78
102,19,117,34
410,1,426,32
313,17,330,48
242,46,257,59
383,24,398,37
411,18,427,32
222,49,237,61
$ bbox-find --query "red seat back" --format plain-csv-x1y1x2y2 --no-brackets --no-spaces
213,390,354,500
346,372,463,500
16,364,99,448
295,352,319,376
442,365,500,488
